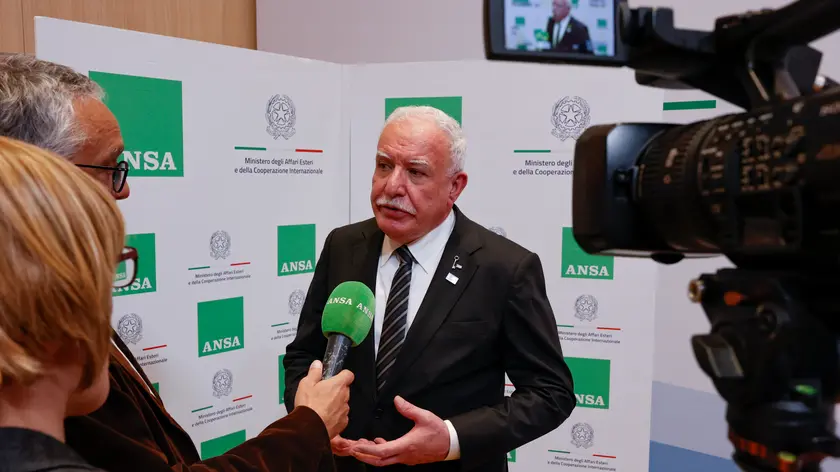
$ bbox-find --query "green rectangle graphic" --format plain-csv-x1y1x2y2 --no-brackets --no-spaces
561,227,613,279
200,430,247,459
566,357,610,409
277,224,315,276
197,297,245,357
385,96,463,125
662,100,716,111
278,354,287,405
113,233,156,296
89,71,184,177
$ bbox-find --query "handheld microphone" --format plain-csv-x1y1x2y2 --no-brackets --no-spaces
320,281,375,379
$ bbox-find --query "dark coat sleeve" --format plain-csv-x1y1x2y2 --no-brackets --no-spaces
184,407,334,472
283,228,337,408
448,252,576,470
64,357,335,472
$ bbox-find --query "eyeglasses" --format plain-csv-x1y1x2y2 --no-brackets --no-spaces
114,246,139,289
77,160,129,193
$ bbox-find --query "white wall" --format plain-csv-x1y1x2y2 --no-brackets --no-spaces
256,0,840,67
256,0,486,63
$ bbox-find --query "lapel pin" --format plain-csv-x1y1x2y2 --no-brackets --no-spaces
446,273,459,285
452,255,463,270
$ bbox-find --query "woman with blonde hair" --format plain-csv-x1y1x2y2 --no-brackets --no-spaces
0,136,136,471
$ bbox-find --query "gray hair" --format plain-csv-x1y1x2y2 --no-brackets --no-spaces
0,54,104,158
384,105,466,175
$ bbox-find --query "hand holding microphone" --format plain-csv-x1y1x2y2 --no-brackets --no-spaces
293,360,354,438
293,281,375,439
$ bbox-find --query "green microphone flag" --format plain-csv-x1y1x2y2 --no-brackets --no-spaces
320,281,375,379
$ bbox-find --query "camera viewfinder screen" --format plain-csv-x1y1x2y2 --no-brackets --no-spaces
503,0,616,57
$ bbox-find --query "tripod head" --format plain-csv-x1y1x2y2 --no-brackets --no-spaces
690,268,840,471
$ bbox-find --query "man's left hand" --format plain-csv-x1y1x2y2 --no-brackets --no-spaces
351,396,450,466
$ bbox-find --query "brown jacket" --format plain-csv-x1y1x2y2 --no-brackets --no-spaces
64,332,335,472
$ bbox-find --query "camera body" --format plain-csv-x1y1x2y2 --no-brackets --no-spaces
573,90,840,273
487,0,840,266
569,122,675,255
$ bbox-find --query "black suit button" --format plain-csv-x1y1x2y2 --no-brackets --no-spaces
374,408,383,419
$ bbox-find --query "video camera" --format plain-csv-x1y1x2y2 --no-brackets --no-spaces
485,1,840,471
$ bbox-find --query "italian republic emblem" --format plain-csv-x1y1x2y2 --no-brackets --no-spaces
266,94,296,140
117,313,143,345
571,422,595,449
289,289,306,315
552,96,590,141
210,230,231,260
212,369,233,398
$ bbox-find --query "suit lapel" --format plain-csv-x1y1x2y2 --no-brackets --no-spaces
378,208,482,399
548,19,556,45
351,221,384,405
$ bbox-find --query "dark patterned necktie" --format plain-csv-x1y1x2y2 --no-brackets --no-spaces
376,245,414,392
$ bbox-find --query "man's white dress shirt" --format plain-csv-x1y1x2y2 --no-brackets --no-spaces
373,209,461,460
552,15,572,48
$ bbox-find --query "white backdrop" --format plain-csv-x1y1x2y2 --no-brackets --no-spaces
347,61,663,471
254,0,840,467
33,16,689,472
36,17,349,457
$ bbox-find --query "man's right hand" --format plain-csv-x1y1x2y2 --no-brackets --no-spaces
331,435,378,456
293,360,354,438
331,435,355,456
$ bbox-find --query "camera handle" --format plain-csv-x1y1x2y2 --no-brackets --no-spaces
687,268,840,472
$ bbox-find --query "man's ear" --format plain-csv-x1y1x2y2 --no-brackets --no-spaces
449,172,468,202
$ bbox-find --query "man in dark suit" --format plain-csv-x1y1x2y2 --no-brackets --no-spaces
0,53,355,472
546,0,594,54
283,106,576,471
